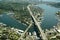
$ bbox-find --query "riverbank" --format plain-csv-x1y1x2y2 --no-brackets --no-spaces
0,2,44,27
0,23,40,40
0,2,32,26
45,23,60,40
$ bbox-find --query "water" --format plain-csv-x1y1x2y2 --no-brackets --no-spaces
0,4,60,31
0,13,35,32
37,4,60,30
0,4,59,40
0,14,27,30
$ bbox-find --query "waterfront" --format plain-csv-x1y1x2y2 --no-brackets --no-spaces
0,4,60,32
0,13,35,32
37,4,60,30
0,0,60,40
0,14,27,30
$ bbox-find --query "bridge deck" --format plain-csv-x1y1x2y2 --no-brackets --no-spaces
27,5,48,40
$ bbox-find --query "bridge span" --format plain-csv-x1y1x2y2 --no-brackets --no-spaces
27,5,48,40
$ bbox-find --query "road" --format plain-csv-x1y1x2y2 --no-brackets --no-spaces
27,5,48,40
18,23,32,40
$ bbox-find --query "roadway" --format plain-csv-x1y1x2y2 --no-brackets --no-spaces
27,5,48,40
18,23,32,40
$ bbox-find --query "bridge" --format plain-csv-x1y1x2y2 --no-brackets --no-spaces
18,23,32,40
27,5,48,40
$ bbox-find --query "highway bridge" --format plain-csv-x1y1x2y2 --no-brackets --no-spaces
27,5,48,40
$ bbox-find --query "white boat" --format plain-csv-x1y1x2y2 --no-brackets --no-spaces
18,30,24,33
